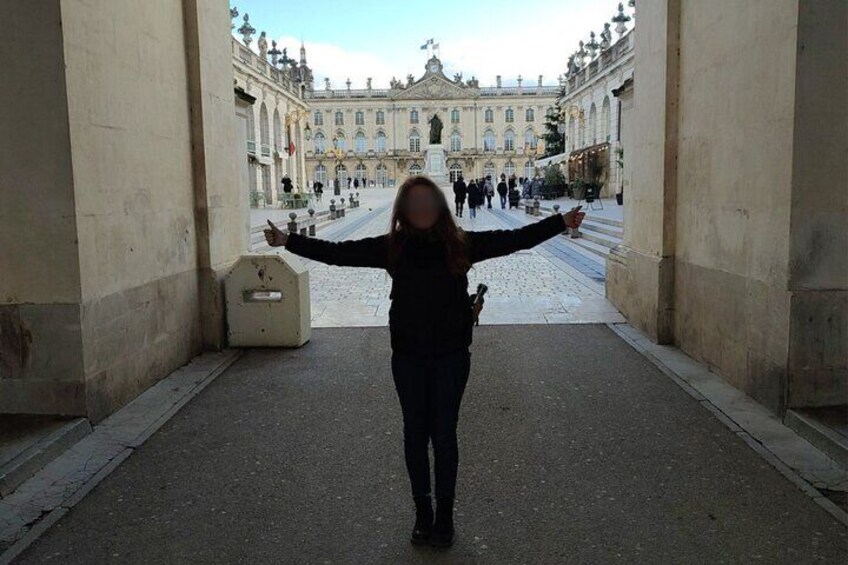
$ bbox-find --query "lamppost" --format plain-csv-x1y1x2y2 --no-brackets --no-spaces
330,140,345,195
283,107,309,190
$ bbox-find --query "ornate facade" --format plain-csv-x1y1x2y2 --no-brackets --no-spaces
231,11,312,205
304,58,559,187
547,2,635,197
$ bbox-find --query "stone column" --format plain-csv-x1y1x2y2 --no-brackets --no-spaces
785,0,847,409
183,0,247,351
606,0,680,344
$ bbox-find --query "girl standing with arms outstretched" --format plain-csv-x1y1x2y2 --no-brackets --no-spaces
264,176,584,548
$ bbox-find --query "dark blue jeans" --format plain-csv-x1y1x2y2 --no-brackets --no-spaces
391,350,471,500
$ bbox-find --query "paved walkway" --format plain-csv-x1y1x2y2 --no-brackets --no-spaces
261,187,622,327
14,326,847,564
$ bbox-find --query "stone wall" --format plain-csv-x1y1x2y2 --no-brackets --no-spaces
607,0,847,413
0,0,244,421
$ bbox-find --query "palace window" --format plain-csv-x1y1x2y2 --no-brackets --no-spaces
315,164,327,184
355,163,367,181
483,129,496,152
354,131,366,153
450,130,461,152
410,109,419,124
525,108,535,122
314,132,326,154
505,108,514,123
334,111,344,125
376,110,385,125
449,163,463,182
314,111,323,126
375,131,387,152
409,163,423,175
504,161,516,178
334,132,346,150
524,129,537,150
376,164,388,186
409,130,421,152
451,109,460,124
335,163,347,182
355,111,364,125
259,103,270,155
504,129,515,151
484,108,494,123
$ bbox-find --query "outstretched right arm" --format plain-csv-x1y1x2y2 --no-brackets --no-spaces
264,220,388,269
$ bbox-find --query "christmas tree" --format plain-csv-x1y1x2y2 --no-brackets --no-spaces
541,105,565,158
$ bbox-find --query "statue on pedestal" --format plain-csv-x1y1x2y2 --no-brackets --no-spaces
428,114,443,145
257,32,268,60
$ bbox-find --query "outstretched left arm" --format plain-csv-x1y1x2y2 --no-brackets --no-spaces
468,208,584,263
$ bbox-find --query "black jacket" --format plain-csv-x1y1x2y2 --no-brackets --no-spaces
286,214,566,355
497,181,508,196
453,180,467,202
467,183,483,207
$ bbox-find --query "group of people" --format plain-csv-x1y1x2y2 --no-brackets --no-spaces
452,174,526,218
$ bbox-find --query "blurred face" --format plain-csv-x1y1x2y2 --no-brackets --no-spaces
403,184,440,230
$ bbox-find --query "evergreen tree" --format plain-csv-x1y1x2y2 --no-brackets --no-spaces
541,106,565,158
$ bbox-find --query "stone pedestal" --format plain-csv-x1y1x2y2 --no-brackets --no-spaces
424,144,447,185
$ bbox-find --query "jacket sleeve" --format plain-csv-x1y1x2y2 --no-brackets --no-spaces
285,233,388,269
467,214,566,263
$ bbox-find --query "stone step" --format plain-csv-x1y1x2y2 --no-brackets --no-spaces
579,229,621,249
784,407,848,469
586,215,624,229
568,235,613,259
581,218,624,239
0,417,92,498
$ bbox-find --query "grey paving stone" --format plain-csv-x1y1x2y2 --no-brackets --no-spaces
13,326,847,565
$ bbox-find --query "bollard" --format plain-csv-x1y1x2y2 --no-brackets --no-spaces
525,201,532,214
340,198,346,218
307,208,316,236
533,198,541,216
287,211,298,234
329,199,336,220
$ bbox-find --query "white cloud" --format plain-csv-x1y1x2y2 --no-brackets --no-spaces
252,1,628,90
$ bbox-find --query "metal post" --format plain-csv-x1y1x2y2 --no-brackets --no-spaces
287,212,298,234
340,198,346,217
533,198,541,216
329,199,336,219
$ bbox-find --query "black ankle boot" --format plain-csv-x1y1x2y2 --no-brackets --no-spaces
430,497,454,547
410,495,434,545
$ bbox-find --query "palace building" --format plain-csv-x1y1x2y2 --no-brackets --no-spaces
303,57,559,188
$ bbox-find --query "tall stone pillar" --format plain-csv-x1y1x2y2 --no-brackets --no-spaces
606,0,680,344
0,0,245,420
785,0,847,409
183,0,248,350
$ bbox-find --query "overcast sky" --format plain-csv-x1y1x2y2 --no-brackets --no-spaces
231,0,632,89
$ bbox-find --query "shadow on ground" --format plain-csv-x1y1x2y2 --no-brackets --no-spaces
15,326,847,564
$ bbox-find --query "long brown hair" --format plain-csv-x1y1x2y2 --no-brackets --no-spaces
388,175,470,274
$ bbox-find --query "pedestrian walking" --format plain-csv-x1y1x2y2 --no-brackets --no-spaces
497,174,508,209
484,176,494,209
467,179,482,219
314,180,323,202
354,177,360,189
453,175,467,217
264,175,585,548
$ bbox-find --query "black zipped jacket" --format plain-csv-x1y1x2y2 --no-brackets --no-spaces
286,214,566,356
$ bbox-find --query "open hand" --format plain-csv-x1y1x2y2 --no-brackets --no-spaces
563,206,586,229
263,220,288,247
